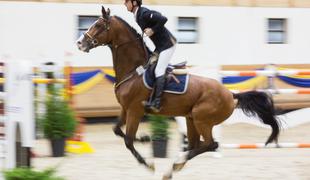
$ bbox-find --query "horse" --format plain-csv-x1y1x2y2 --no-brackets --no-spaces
77,6,280,178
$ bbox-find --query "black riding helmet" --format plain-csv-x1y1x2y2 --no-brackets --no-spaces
126,0,142,6
135,0,142,6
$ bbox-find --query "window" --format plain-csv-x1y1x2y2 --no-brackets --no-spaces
267,18,287,44
77,16,99,38
176,17,198,44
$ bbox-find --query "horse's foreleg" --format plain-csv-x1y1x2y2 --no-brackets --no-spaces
124,111,154,171
113,109,150,142
124,136,154,170
113,109,126,138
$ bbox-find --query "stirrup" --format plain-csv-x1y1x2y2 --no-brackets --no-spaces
142,100,152,110
142,100,150,106
142,101,161,113
150,106,161,113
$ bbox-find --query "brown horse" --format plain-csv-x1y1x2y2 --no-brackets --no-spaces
77,6,280,176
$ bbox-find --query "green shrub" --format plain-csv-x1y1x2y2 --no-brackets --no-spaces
148,115,170,140
42,85,76,140
4,167,65,180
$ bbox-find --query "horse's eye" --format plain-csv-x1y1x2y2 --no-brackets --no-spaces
92,39,98,45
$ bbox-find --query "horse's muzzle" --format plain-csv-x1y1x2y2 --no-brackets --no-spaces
76,40,90,53
76,34,92,53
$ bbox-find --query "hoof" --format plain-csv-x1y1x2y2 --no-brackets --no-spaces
162,174,172,180
172,151,188,172
150,106,160,113
172,162,186,172
112,126,121,136
146,161,155,172
162,168,173,180
210,141,219,150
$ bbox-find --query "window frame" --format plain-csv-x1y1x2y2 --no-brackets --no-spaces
267,18,287,44
176,17,199,44
77,15,100,38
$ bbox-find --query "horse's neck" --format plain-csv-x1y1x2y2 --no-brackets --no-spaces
110,23,146,83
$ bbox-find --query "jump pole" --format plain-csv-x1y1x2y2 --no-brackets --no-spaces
220,143,310,149
63,63,93,154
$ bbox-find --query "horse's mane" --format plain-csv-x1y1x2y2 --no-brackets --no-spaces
114,16,141,38
114,16,152,55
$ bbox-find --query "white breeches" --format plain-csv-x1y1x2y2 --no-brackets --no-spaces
155,45,176,77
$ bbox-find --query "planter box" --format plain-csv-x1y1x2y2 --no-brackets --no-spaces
50,138,65,157
152,139,168,158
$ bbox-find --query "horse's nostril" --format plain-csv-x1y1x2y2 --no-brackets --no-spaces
77,41,82,45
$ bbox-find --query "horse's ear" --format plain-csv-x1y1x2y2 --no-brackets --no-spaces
106,8,111,16
101,6,106,16
101,6,111,19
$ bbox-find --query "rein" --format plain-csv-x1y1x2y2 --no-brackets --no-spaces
85,16,150,91
113,33,150,91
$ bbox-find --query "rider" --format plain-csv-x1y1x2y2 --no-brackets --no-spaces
124,0,177,112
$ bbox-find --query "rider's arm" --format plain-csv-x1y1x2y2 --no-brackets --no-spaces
142,10,167,34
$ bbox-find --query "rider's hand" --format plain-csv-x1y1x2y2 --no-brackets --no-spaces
144,28,154,37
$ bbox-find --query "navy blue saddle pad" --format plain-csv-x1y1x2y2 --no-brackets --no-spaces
143,67,189,94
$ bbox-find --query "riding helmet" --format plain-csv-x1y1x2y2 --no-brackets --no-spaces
126,0,142,6
135,0,142,6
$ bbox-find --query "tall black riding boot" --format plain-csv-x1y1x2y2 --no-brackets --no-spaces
145,75,166,113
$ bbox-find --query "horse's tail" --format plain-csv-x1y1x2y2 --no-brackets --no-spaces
233,91,280,145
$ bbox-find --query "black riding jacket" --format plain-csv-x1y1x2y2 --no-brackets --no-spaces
135,7,176,52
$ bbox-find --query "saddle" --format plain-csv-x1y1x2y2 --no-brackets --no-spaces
167,61,187,71
149,52,188,79
142,54,189,94
166,62,187,84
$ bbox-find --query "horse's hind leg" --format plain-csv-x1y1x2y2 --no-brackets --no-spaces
187,121,218,160
186,116,200,150
168,117,201,172
173,118,218,171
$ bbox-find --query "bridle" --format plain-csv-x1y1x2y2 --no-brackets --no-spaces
83,16,149,90
83,17,111,48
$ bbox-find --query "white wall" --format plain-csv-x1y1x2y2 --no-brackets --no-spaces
0,1,309,67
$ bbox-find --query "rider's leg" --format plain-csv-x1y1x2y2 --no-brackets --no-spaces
149,75,165,112
146,45,176,112
155,45,176,78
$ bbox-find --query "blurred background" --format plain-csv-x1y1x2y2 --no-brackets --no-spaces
1,0,310,66
1,1,310,180
1,0,309,117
